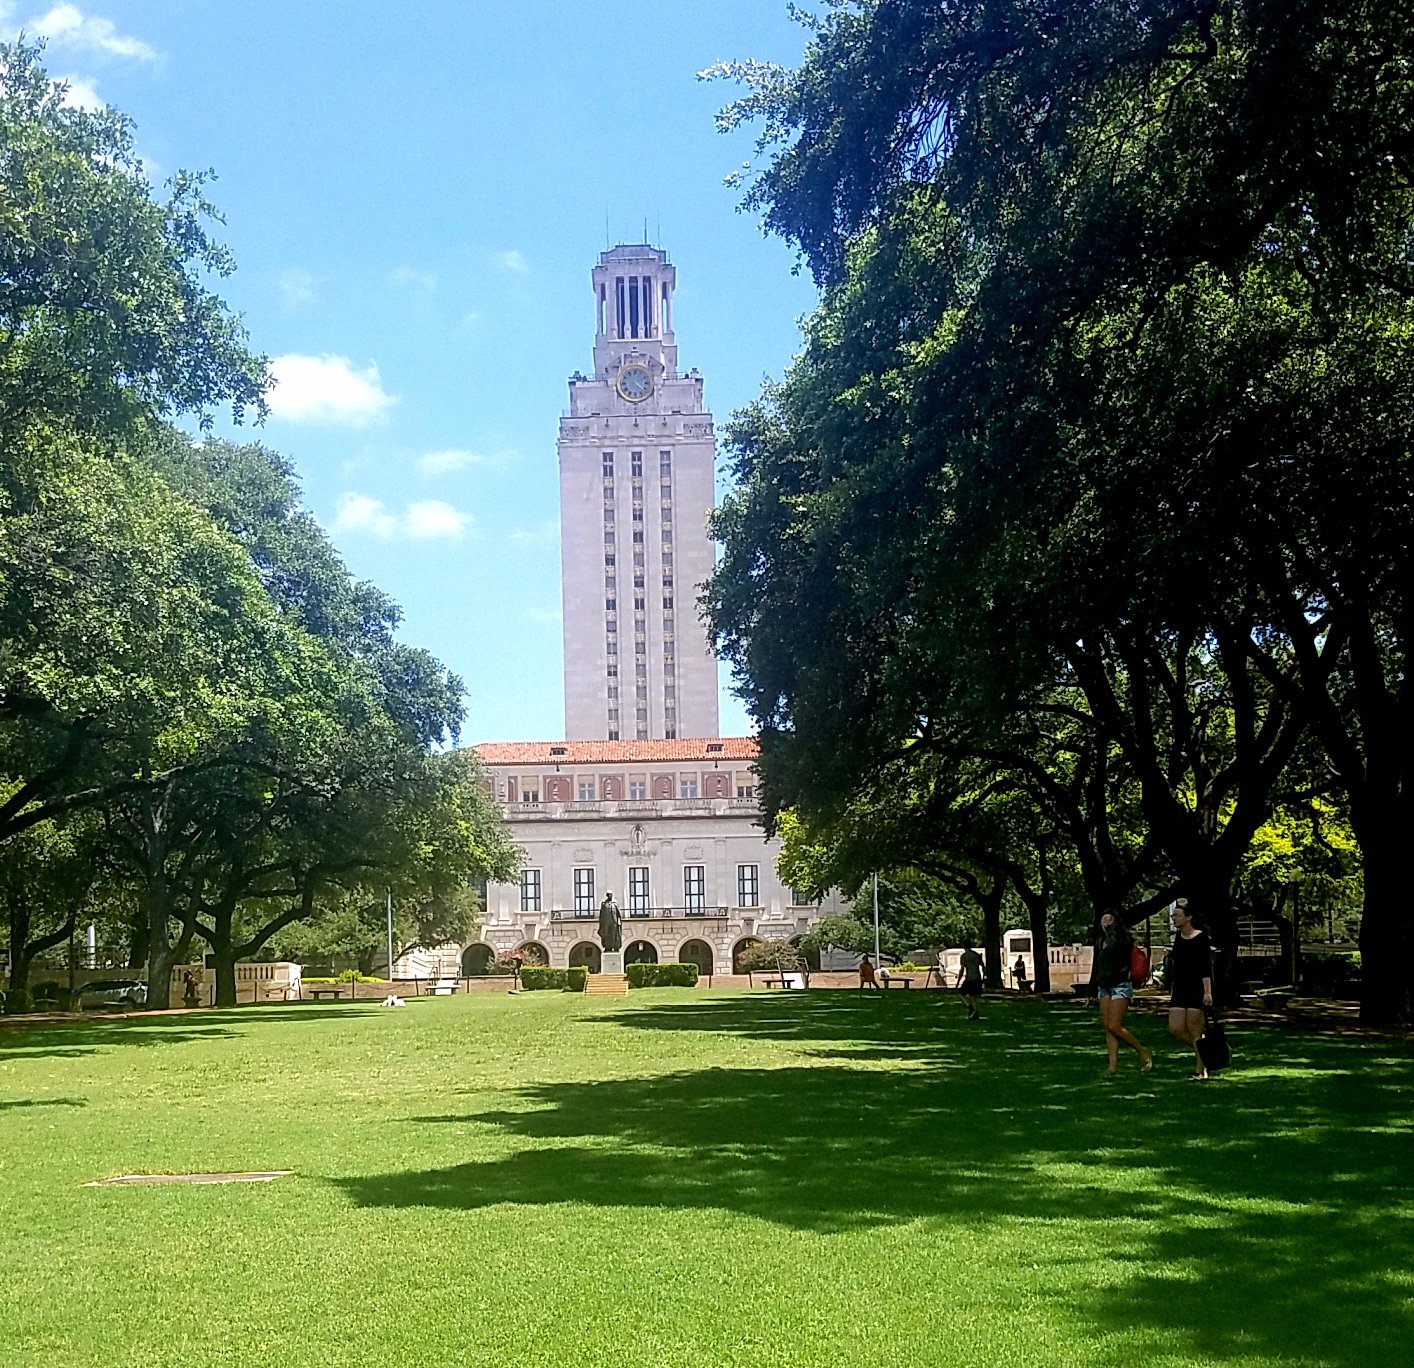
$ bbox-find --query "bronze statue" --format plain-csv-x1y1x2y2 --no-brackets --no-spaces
598,892,622,953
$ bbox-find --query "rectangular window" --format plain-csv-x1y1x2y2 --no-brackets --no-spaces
684,865,705,913
680,774,698,799
615,278,625,337
573,867,595,914
522,781,540,804
738,864,759,908
737,784,756,799
628,866,650,916
602,452,614,476
659,451,671,475
605,598,616,611
577,778,596,801
520,868,542,912
628,274,640,336
662,596,674,610
608,729,619,740
790,887,813,907
631,452,643,477
629,777,647,800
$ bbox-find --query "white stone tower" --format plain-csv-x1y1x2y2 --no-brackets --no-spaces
558,244,720,741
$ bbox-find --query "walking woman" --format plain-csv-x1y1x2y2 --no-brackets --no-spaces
1095,911,1152,1076
1167,900,1215,1079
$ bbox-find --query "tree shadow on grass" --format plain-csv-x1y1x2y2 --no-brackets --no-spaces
0,1004,372,1059
334,995,1414,1366
0,1097,85,1110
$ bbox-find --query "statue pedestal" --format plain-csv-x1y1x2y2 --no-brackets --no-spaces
601,951,624,975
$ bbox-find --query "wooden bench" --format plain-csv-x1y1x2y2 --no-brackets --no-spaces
881,975,914,989
306,986,345,1001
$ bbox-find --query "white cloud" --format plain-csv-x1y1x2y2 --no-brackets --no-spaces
32,5,157,60
391,265,436,292
267,354,396,426
418,447,516,476
507,520,558,547
54,71,102,109
496,249,529,273
332,493,469,543
406,500,469,540
332,493,398,540
277,267,315,309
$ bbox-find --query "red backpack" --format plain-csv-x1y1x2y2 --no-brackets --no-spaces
1130,943,1150,988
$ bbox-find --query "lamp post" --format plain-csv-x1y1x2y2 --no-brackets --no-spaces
872,872,881,967
386,889,394,987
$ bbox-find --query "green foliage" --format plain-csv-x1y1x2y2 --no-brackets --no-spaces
0,42,267,434
707,0,1414,1017
625,962,700,988
736,940,806,974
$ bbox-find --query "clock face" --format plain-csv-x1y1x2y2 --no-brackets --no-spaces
617,364,653,402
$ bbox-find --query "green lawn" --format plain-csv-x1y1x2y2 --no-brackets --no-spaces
1,990,1410,1367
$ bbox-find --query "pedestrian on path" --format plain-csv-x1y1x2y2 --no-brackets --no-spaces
1094,911,1152,1077
956,939,984,1019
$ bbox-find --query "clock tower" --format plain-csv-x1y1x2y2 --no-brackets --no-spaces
558,244,720,742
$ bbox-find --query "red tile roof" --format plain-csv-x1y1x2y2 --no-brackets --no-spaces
473,737,760,765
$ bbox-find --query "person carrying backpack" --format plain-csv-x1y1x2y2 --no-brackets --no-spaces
1094,911,1153,1077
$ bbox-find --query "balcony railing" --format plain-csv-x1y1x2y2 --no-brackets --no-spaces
502,799,760,820
549,905,732,923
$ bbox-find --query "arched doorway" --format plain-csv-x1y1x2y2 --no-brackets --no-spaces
516,942,549,967
624,939,658,966
460,943,495,976
678,939,714,977
732,937,763,974
569,942,602,974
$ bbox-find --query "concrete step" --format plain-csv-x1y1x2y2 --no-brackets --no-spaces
584,974,629,997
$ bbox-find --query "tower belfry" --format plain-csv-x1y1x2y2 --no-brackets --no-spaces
558,244,720,742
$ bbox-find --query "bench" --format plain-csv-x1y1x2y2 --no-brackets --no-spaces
306,986,345,1001
881,976,914,989
431,978,459,996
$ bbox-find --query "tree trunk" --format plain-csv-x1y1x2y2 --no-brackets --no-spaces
1023,888,1052,993
980,878,1004,989
140,793,176,1011
1357,809,1411,1025
212,939,238,1008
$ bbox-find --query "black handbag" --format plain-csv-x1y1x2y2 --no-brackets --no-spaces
1196,1010,1231,1073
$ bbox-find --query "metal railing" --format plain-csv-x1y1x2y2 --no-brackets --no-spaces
549,905,732,923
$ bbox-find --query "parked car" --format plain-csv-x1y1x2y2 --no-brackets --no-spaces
73,979,147,1010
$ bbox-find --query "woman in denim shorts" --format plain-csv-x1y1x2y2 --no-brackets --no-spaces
1094,911,1152,1077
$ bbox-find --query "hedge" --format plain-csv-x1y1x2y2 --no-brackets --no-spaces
626,962,699,989
519,966,588,992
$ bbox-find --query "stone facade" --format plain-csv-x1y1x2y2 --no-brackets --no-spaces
469,740,840,975
559,244,719,742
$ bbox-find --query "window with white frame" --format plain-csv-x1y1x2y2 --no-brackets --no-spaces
629,776,647,800
628,866,650,916
737,864,760,908
520,868,542,913
683,864,705,913
521,779,540,804
680,774,698,799
573,867,595,915
577,777,596,802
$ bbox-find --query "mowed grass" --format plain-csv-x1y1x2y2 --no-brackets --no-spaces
1,990,1411,1368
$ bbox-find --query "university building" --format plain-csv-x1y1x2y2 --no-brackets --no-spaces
455,244,839,978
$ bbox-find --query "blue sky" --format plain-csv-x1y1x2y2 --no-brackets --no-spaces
5,1,819,741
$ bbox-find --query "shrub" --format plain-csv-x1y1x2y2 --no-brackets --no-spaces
1301,952,1361,996
303,972,388,985
626,962,699,989
518,966,589,992
2,986,35,1015
31,981,61,1005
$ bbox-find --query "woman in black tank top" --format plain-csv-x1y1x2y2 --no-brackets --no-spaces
1167,902,1214,1078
